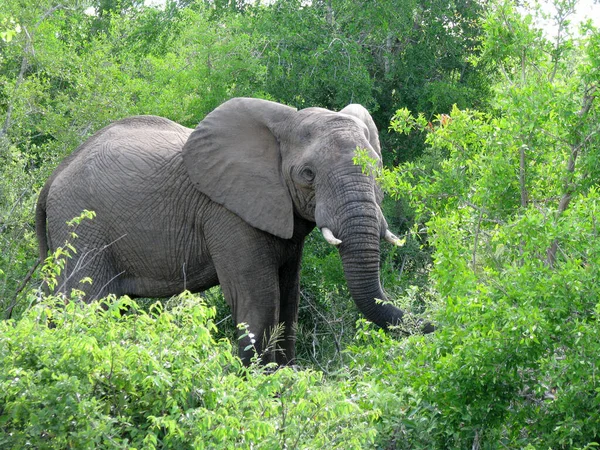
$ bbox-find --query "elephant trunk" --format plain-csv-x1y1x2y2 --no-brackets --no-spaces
337,212,403,328
336,202,434,333
316,167,433,333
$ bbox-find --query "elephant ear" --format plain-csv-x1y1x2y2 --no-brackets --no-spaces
339,104,382,160
182,98,297,239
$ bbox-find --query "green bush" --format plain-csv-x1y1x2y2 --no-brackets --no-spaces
0,293,378,449
348,194,600,449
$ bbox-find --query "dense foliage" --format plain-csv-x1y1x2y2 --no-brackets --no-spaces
2,0,600,447
1,294,377,449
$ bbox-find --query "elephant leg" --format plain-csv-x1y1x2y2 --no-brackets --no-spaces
218,268,281,365
206,224,282,364
276,253,303,366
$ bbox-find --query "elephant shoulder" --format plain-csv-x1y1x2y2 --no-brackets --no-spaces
61,116,189,161
102,116,192,158
102,116,192,142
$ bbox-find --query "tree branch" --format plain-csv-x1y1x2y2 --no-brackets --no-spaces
0,26,31,140
546,84,597,267
519,144,529,208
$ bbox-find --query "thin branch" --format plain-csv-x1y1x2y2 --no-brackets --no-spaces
1,5,67,140
471,210,483,272
56,234,128,294
546,85,597,267
0,189,28,234
35,5,67,28
521,47,526,85
577,84,597,118
462,201,505,224
549,9,567,83
92,271,125,301
519,144,529,208
0,28,31,139
5,258,41,319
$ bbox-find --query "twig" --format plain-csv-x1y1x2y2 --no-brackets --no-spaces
462,201,505,224
57,234,128,294
471,209,483,271
519,144,529,207
398,254,407,279
0,5,68,140
0,189,28,234
6,258,41,319
92,271,125,302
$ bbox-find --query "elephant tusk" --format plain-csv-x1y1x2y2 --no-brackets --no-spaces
385,230,406,247
321,227,342,246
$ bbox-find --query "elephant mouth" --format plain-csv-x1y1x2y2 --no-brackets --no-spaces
287,180,316,222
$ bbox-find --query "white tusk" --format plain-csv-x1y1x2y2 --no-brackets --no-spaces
385,230,406,246
321,227,342,246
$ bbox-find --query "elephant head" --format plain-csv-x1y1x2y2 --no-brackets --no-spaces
183,97,432,332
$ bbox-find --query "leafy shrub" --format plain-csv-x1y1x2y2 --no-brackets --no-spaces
0,292,378,449
348,194,600,449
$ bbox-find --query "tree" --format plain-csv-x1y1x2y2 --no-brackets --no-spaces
331,0,494,163
243,0,492,164
245,0,375,110
354,0,600,446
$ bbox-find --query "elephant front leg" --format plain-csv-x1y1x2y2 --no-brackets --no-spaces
226,283,281,365
205,210,304,365
207,235,282,364
277,254,303,366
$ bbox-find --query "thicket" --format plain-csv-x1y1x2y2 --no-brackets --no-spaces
1,0,600,448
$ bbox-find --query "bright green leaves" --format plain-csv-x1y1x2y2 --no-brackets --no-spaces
389,107,428,136
0,17,20,42
387,106,514,219
119,7,266,125
345,1,600,447
478,0,546,74
346,191,600,448
0,293,378,449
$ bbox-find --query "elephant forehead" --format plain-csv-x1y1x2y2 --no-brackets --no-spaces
297,109,360,128
321,122,372,153
293,111,368,144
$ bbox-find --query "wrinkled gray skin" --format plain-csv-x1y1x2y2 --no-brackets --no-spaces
37,98,433,365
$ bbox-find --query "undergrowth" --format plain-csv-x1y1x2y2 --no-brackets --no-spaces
0,293,379,449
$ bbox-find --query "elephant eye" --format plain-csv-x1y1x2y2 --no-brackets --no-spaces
300,167,315,183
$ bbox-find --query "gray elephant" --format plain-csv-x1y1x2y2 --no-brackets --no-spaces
36,97,433,364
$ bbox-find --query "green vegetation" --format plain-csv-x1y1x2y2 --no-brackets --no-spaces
1,0,599,447
1,294,378,449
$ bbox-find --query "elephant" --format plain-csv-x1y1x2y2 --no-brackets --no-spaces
36,97,433,365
